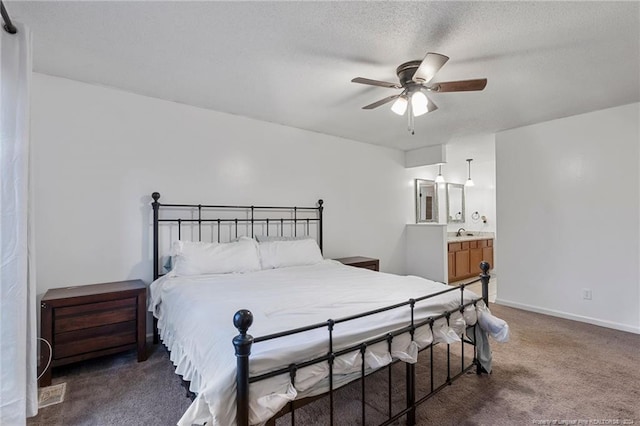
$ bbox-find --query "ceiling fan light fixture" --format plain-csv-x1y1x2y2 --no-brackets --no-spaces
391,95,408,116
411,91,429,117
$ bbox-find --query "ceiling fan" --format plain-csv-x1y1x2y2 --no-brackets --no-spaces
351,52,487,134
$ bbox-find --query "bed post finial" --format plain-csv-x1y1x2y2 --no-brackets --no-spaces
233,310,254,426
233,309,253,335
479,261,491,307
152,192,160,202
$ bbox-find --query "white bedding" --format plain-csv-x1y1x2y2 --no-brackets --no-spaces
149,259,489,426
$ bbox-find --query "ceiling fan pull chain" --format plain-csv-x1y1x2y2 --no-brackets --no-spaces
408,100,415,135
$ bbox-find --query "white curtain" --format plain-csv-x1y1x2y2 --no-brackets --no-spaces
0,22,38,424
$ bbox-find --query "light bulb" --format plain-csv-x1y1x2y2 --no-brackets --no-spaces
465,178,475,187
411,91,429,117
391,96,407,115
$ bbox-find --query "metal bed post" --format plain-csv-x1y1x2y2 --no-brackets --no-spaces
233,310,254,426
152,192,161,344
429,320,435,393
152,192,161,280
327,319,335,426
317,199,324,253
251,206,254,238
480,261,491,307
477,261,491,375
386,334,393,419
445,313,452,385
359,343,367,424
406,299,416,426
198,205,202,241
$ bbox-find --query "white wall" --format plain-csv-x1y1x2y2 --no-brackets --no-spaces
405,224,447,282
496,103,640,333
404,144,446,168
31,73,413,298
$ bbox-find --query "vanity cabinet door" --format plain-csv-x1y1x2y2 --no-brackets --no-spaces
470,248,483,275
482,246,494,269
454,250,470,278
448,252,455,280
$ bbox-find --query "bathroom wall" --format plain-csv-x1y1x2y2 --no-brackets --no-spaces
442,134,496,235
403,133,496,235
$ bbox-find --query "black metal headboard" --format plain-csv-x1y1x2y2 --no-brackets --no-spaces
151,192,324,280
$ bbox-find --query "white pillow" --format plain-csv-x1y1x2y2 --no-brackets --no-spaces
258,239,323,269
171,237,261,276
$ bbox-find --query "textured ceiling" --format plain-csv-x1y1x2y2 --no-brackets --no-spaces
7,1,640,151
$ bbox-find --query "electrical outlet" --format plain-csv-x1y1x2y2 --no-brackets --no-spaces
582,289,592,300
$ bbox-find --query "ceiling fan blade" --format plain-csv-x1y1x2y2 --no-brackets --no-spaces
362,94,401,110
351,77,401,89
413,52,449,84
432,79,487,92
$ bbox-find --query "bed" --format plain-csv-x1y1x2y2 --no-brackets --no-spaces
147,192,506,426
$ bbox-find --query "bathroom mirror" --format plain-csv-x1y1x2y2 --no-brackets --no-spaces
415,179,438,223
446,183,465,223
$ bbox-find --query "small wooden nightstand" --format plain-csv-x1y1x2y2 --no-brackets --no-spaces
334,256,380,271
39,279,147,387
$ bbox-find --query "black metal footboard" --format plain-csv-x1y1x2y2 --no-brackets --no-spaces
233,262,491,426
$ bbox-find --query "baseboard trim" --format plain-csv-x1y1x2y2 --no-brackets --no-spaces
494,298,640,334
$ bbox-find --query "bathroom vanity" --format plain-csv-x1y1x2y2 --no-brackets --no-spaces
405,225,494,285
447,235,493,282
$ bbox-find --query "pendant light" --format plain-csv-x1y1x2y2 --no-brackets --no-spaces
465,159,475,187
435,164,445,183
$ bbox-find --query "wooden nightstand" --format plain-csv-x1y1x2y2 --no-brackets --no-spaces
334,256,380,271
39,279,147,387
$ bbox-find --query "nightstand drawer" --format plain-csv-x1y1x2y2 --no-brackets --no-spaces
54,321,137,359
54,298,137,333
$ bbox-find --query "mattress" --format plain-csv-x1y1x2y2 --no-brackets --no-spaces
149,260,489,426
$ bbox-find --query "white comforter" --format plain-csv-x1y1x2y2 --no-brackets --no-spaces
149,260,487,426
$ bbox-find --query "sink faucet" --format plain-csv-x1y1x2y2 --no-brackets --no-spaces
456,228,466,237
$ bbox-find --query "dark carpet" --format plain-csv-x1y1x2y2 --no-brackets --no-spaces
28,305,640,425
